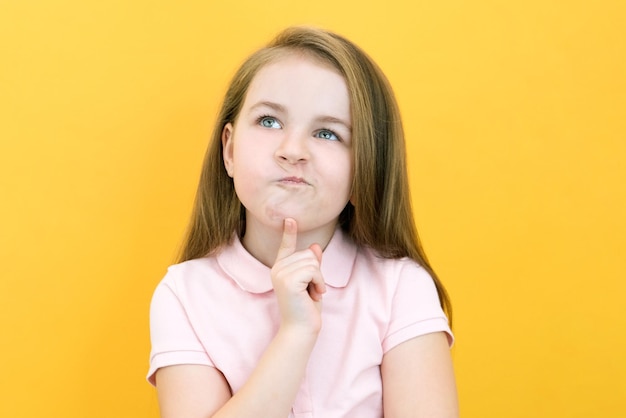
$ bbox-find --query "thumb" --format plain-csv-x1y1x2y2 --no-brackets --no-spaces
309,243,323,264
307,243,326,300
275,218,297,263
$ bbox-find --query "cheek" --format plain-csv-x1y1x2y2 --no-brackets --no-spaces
327,161,353,201
232,177,255,211
337,154,354,191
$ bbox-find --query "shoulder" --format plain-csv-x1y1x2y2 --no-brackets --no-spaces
356,249,443,312
352,247,453,348
354,246,435,289
165,257,216,281
152,254,229,305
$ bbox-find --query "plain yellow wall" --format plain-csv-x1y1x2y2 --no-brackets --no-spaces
1,1,624,417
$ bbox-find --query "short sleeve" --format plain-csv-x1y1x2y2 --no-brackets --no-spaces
381,262,453,354
147,278,213,386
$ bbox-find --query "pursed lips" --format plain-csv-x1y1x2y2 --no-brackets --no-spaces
278,176,310,185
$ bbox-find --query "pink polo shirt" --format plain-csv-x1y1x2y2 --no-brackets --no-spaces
148,228,452,417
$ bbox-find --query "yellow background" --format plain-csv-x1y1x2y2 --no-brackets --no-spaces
1,0,624,417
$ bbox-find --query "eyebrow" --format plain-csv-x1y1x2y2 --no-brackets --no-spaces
316,116,352,131
249,101,287,113
249,101,352,131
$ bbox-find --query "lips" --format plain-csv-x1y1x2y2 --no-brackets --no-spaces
279,176,309,185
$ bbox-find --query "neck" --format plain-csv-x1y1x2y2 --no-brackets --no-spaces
242,217,338,267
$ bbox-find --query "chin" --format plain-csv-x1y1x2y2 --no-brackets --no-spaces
264,206,302,224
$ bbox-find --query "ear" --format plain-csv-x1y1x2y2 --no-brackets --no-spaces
349,195,356,206
222,123,234,178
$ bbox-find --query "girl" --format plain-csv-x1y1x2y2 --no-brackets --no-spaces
148,26,458,418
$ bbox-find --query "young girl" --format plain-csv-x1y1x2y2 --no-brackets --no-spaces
148,26,458,418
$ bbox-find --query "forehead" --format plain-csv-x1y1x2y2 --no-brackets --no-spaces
242,53,351,118
255,49,343,80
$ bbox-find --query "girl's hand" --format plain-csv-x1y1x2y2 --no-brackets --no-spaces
271,218,326,335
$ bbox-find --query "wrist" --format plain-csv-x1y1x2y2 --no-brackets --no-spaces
276,323,320,347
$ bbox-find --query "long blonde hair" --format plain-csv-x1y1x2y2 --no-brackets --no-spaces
179,26,452,321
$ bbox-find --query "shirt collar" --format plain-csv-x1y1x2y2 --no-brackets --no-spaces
216,227,357,294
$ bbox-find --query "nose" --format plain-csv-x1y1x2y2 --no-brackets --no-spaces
275,130,309,164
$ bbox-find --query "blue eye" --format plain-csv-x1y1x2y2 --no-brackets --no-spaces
259,116,281,129
316,129,339,141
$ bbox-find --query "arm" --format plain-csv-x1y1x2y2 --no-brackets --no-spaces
156,327,318,418
156,365,231,418
155,219,326,418
381,332,459,418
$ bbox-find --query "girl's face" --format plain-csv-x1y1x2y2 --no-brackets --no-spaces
222,53,353,242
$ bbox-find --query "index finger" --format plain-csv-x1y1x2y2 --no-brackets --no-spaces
275,218,298,263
